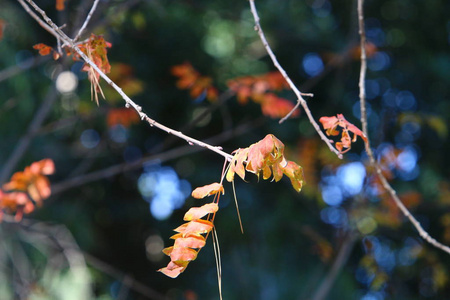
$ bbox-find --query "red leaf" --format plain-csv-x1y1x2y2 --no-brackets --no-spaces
319,114,367,153
33,43,53,56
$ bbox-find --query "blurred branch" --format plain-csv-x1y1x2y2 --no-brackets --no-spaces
73,0,100,41
0,85,59,184
19,0,234,162
248,0,343,160
0,55,49,84
2,215,167,300
309,232,358,300
51,117,264,195
356,0,450,255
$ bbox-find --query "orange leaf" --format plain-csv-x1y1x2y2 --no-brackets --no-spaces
282,161,305,192
1,159,55,219
246,134,284,174
319,114,367,153
158,261,188,278
174,236,206,249
191,183,224,199
226,148,249,182
175,219,214,237
33,43,53,56
107,108,140,128
170,246,198,262
184,203,219,221
260,94,299,119
56,0,66,10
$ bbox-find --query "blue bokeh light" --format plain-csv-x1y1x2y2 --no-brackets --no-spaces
80,129,100,149
395,90,417,111
138,165,191,220
337,162,366,196
123,146,142,163
321,184,343,206
311,0,332,18
109,124,128,143
368,52,391,71
320,206,348,227
302,53,324,77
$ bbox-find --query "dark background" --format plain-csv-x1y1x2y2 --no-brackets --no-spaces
1,0,450,299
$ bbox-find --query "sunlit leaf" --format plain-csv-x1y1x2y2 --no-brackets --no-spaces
191,183,224,199
319,114,366,153
184,203,218,221
170,246,198,262
174,236,206,249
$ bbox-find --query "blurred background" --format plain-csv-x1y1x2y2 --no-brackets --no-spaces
1,0,450,299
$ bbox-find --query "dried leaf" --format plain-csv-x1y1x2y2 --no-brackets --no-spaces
319,114,367,153
184,203,218,221
170,247,198,262
174,236,206,249
282,161,304,192
33,43,53,56
191,183,224,199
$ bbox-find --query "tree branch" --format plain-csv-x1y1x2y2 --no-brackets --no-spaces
0,86,59,184
51,117,264,195
73,0,100,41
357,0,450,255
20,0,233,163
310,232,358,300
248,0,343,160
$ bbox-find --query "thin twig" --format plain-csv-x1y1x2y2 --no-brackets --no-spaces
0,86,59,184
16,0,61,41
310,232,357,300
73,0,101,41
51,117,264,195
2,215,167,300
21,0,233,163
248,0,343,160
357,0,450,255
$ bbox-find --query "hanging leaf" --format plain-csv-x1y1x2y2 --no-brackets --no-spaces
191,183,224,199
184,203,219,221
226,134,304,192
319,114,367,153
160,188,219,278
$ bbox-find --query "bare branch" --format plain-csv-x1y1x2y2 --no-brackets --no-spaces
248,0,343,159
17,0,61,41
357,0,450,255
0,86,59,184
310,232,358,300
20,0,233,163
73,0,101,41
51,118,264,195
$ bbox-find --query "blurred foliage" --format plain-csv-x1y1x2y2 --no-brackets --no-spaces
1,0,450,299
